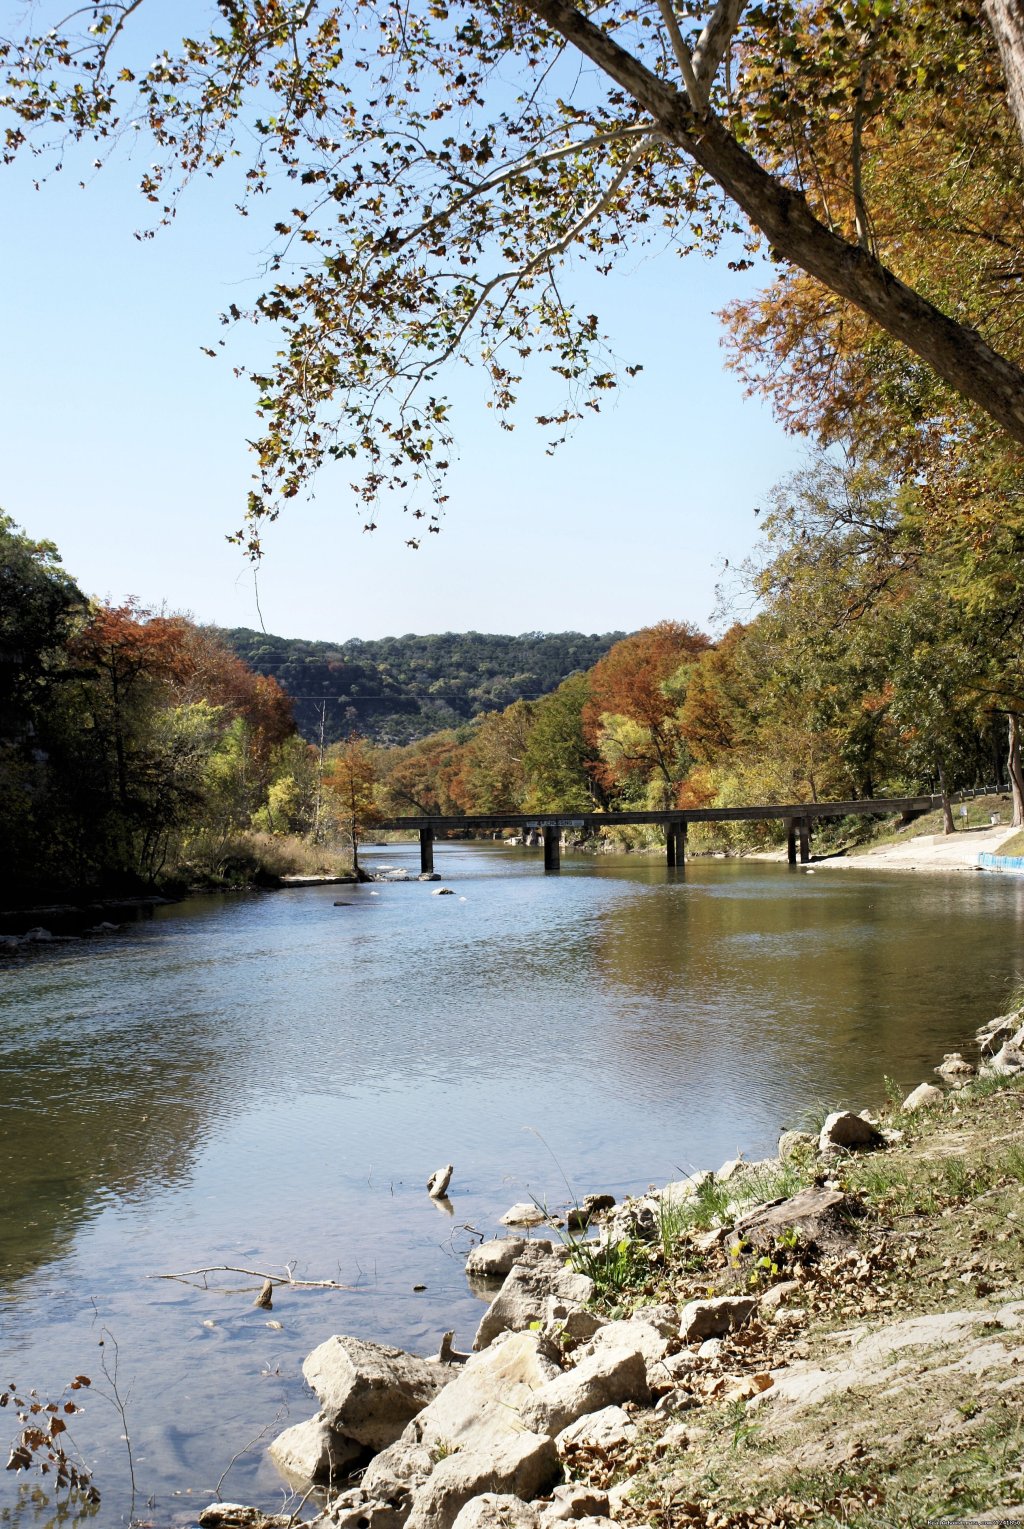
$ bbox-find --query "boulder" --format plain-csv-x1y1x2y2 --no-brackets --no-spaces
361,1439,435,1496
267,1412,362,1487
818,1111,882,1153
499,1203,549,1228
518,1333,649,1437
404,1432,559,1529
302,1335,451,1450
778,1130,816,1163
732,1185,855,1249
903,1082,944,1113
330,1488,416,1529
198,1508,291,1529
661,1172,713,1205
433,887,455,895
715,1157,775,1184
474,1256,594,1351
466,1239,554,1280
976,1010,1023,1054
407,1330,562,1454
678,1296,756,1344
566,1193,616,1230
539,1486,611,1522
586,1316,670,1369
452,1495,542,1529
758,1279,802,1315
987,1043,1024,1076
600,1197,660,1249
629,1302,678,1337
555,1405,638,1455
934,1053,975,1082
542,1294,605,1343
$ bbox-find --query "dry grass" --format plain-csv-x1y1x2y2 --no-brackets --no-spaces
569,1073,1024,1527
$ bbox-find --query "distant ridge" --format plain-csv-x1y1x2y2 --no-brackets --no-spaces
220,628,628,746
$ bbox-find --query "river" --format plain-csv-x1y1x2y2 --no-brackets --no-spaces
1,844,1022,1525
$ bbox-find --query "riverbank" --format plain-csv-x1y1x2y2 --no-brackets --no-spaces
194,1006,1024,1529
816,819,1023,873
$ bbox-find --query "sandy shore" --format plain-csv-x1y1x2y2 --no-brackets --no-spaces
814,821,1021,873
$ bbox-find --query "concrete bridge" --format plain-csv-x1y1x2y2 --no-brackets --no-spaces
375,787,1002,873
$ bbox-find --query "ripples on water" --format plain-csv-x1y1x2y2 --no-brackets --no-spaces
1,845,1023,1524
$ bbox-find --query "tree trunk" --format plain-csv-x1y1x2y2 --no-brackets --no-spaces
1008,713,1024,827
984,0,1024,154
937,760,956,835
527,0,1024,447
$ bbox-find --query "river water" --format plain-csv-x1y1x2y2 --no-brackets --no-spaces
2,844,1023,1525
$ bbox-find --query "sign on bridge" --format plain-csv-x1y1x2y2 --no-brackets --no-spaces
524,818,585,829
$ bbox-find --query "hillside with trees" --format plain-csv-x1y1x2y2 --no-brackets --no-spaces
220,629,627,746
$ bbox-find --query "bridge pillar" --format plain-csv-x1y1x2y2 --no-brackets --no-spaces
798,816,811,864
419,825,434,874
543,824,561,872
786,819,797,865
667,822,687,867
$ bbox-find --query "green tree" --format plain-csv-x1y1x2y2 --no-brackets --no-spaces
523,673,600,812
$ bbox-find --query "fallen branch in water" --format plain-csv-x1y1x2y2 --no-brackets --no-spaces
148,1264,354,1291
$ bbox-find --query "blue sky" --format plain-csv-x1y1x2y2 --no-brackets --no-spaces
0,21,806,643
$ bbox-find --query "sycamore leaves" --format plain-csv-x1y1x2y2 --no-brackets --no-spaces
3,1375,98,1504
5,0,1024,541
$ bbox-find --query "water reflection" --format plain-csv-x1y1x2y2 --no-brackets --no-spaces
1,851,1023,1524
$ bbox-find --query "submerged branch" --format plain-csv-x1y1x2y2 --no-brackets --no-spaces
149,1264,355,1290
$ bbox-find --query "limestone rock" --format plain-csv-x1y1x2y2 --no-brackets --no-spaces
303,1335,451,1450
474,1256,594,1351
499,1203,549,1228
407,1330,562,1453
198,1509,291,1529
903,1082,944,1113
566,1194,616,1230
678,1296,756,1344
539,1485,611,1521
428,1164,454,1198
934,1052,976,1082
758,1279,802,1315
733,1185,855,1249
267,1412,362,1487
451,1495,542,1529
518,1334,649,1437
601,1195,659,1244
778,1130,816,1163
404,1432,559,1529
433,886,456,895
818,1111,882,1153
329,1488,414,1529
661,1172,713,1205
716,1156,775,1184
987,1042,1024,1076
586,1316,670,1368
466,1239,554,1280
556,1404,638,1455
626,1302,678,1338
976,1010,1023,1055
542,1294,605,1343
360,1439,436,1513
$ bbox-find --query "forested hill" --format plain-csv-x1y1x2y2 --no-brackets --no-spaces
220,628,628,745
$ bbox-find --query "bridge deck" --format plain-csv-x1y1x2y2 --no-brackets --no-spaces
375,790,997,834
